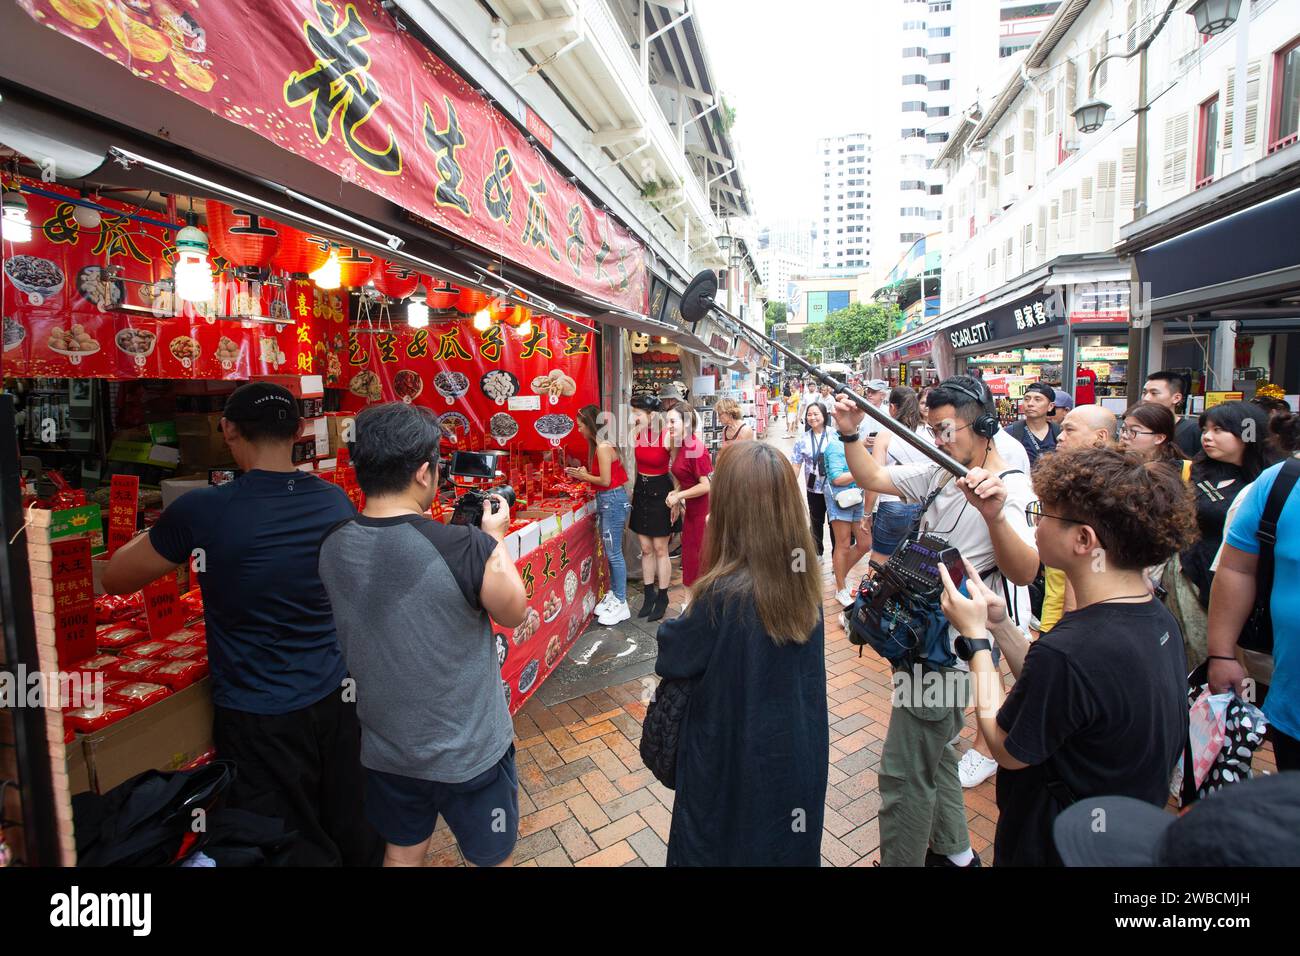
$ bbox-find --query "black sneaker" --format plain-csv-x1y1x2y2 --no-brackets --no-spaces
924,849,982,868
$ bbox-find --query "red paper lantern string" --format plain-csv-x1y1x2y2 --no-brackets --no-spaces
371,259,421,299
205,201,281,271
271,223,331,276
337,247,380,288
427,280,459,314
456,287,489,315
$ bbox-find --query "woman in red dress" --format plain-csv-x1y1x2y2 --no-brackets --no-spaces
665,404,713,592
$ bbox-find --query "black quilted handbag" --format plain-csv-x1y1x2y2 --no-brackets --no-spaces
639,678,694,790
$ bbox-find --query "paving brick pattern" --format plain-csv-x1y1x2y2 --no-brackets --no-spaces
425,427,1278,867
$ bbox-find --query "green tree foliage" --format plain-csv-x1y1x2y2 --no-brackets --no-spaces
801,302,898,362
764,301,787,335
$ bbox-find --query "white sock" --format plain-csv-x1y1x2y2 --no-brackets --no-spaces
947,848,974,867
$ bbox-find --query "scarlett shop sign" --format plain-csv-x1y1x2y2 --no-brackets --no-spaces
23,0,648,314
947,289,1064,352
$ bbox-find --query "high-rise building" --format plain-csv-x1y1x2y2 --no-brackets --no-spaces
814,132,872,275
877,1,1061,275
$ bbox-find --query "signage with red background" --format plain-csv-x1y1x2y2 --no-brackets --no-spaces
493,517,602,715
2,180,335,380
332,317,598,457
106,475,140,556
50,537,95,667
22,0,648,314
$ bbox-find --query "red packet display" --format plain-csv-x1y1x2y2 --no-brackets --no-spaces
107,682,172,713
163,627,205,646
64,702,134,733
96,623,148,650
151,659,207,691
111,657,162,682
121,641,173,659
160,644,204,661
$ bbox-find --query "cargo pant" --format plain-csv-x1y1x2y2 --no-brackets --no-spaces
878,665,972,867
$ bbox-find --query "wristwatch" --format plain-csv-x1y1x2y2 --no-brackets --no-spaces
954,635,993,661
838,430,861,443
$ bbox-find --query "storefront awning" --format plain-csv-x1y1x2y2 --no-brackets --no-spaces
1044,267,1131,288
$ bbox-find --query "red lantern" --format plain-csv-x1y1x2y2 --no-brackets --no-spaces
205,201,281,271
371,259,420,299
499,302,531,327
427,281,459,314
337,247,380,288
456,288,489,315
271,224,331,276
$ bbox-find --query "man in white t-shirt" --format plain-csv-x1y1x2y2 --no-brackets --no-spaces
832,375,1039,868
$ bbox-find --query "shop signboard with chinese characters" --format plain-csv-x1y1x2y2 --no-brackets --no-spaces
493,516,600,715
1,179,333,381
331,313,596,456
1069,282,1131,324
946,289,1065,354
23,0,647,314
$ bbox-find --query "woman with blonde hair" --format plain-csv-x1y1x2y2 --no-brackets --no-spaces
714,397,754,446
652,440,828,866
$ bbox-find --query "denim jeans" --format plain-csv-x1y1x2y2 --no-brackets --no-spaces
596,486,631,602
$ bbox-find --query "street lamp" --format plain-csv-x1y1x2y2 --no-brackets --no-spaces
1187,0,1242,37
1073,99,1111,135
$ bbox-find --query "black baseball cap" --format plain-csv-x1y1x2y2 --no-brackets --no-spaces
1024,382,1057,404
1053,773,1300,866
221,382,300,426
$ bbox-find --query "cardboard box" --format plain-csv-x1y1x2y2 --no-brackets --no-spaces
179,434,235,469
67,735,91,796
161,477,209,508
81,679,214,794
173,413,224,438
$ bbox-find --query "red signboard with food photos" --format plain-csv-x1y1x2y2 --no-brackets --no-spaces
493,517,601,715
2,180,336,381
331,315,598,457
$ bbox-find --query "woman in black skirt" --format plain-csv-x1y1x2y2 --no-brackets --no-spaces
629,394,674,622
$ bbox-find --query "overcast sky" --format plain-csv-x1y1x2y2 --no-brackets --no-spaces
695,0,893,223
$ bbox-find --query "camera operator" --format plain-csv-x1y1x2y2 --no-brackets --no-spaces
832,376,1039,868
317,402,527,867
936,447,1196,865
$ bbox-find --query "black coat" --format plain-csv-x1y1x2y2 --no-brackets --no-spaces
655,589,828,866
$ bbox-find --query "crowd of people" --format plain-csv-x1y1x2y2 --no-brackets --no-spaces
99,363,1298,868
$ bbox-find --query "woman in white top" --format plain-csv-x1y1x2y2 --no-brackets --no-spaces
867,386,934,570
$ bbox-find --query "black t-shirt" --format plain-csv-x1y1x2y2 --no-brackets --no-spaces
1174,416,1202,458
993,598,1188,866
149,470,356,715
1005,420,1059,467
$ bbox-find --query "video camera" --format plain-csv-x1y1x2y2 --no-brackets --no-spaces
446,450,515,528
450,485,517,528
845,533,966,668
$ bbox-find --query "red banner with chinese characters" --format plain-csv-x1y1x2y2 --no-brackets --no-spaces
495,513,602,715
332,314,597,456
22,0,648,315
106,475,139,556
2,180,336,380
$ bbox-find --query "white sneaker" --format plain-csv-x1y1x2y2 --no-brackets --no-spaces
598,600,631,626
835,587,854,608
595,592,617,614
957,749,998,788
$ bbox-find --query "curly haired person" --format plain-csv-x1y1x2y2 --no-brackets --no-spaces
936,447,1198,866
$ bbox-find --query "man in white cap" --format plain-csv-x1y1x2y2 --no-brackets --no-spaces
861,379,892,449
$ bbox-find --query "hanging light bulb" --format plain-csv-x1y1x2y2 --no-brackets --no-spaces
1,190,32,243
518,315,533,338
73,192,101,230
473,307,492,331
173,223,215,303
407,290,429,328
311,247,342,290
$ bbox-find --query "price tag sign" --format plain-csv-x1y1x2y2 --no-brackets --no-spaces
50,538,95,666
106,475,140,556
143,570,183,640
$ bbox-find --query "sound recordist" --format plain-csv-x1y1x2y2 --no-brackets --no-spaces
831,376,1040,869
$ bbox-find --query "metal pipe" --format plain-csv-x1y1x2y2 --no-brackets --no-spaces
704,297,967,476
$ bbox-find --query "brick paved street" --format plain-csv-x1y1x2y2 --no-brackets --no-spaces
429,425,1279,867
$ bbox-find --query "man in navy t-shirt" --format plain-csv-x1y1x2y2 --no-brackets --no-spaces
103,382,380,866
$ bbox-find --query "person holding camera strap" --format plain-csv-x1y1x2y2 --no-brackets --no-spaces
832,376,1040,868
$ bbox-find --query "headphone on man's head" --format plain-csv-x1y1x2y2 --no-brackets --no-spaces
944,380,1000,439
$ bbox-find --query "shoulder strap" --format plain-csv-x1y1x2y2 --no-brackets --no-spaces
998,469,1024,479
1181,459,1192,483
1256,458,1300,599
